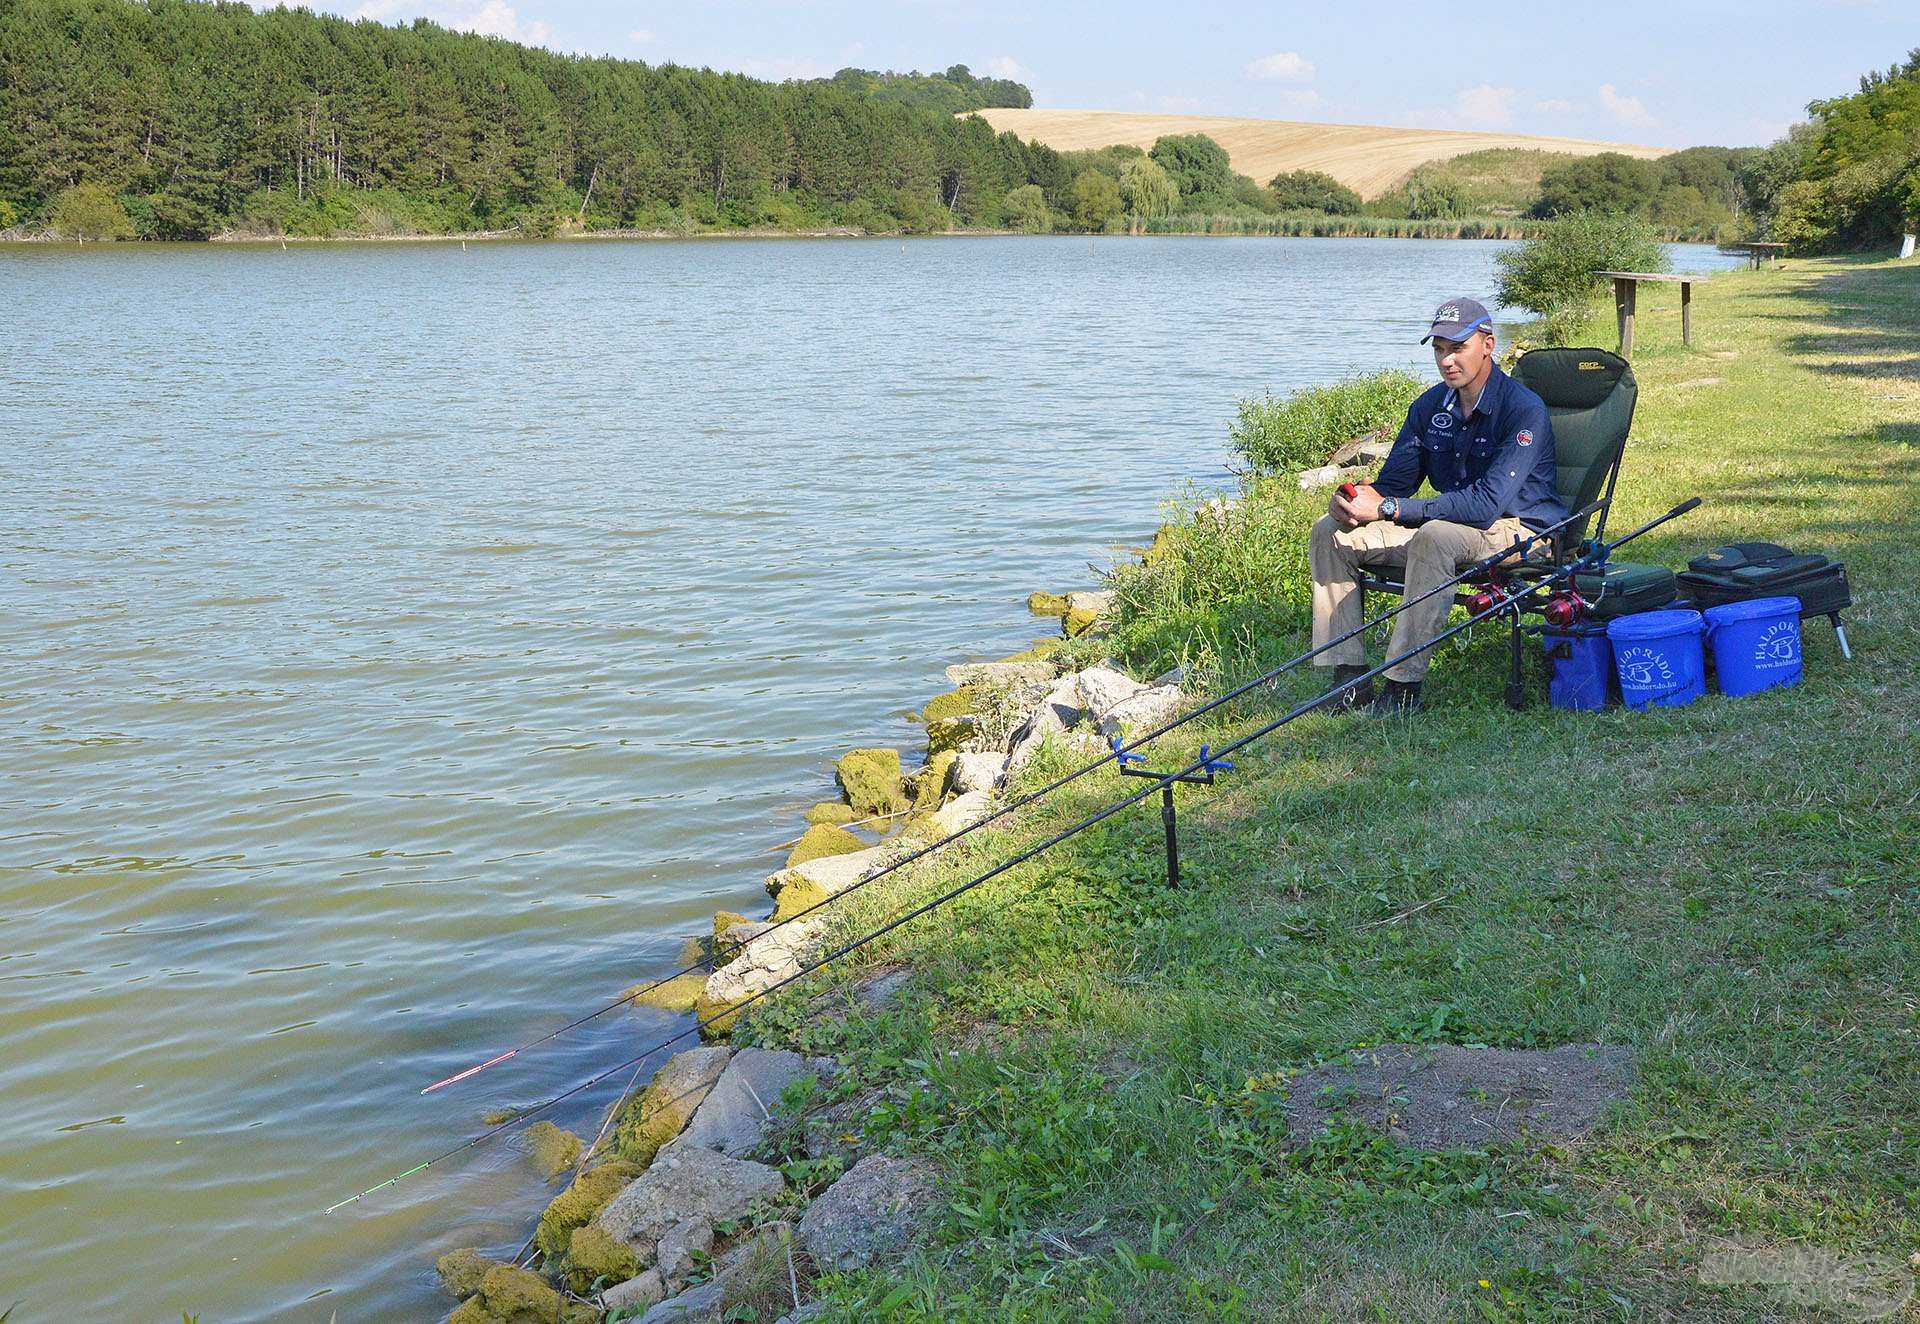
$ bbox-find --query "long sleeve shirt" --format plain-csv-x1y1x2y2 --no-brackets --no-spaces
1372,365,1567,531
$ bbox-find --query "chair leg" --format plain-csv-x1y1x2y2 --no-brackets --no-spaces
1505,616,1529,710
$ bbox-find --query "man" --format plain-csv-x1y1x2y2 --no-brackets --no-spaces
1309,297,1566,716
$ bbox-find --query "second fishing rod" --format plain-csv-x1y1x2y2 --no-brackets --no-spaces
419,497,1611,1096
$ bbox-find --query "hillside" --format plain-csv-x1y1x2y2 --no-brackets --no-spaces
973,108,1666,198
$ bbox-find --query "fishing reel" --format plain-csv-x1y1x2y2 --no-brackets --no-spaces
1543,587,1590,630
1465,578,1516,618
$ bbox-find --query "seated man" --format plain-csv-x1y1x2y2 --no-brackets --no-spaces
1310,297,1566,716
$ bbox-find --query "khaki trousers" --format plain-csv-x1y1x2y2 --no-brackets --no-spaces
1309,514,1532,682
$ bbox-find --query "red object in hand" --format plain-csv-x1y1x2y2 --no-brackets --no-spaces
1338,483,1359,499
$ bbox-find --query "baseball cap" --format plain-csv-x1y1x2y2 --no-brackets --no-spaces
1421,297,1493,344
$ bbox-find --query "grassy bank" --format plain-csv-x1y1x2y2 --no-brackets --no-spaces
732,255,1920,1320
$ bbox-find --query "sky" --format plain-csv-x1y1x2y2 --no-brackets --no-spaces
333,0,1914,149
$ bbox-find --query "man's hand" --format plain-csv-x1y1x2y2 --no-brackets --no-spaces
1330,482,1382,529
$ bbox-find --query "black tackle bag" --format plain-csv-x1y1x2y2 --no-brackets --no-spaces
1677,542,1852,618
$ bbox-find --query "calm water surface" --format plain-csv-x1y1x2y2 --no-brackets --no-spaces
0,236,1741,1320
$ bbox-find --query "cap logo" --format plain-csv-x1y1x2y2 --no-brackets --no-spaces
1515,429,1534,447
1435,304,1460,321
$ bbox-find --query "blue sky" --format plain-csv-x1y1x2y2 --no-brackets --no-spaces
338,0,1913,149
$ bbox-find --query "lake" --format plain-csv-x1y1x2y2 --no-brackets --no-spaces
0,236,1743,1320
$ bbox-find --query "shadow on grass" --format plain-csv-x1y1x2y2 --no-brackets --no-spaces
1776,262,1920,381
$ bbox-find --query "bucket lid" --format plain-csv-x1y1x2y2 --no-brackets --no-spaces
1605,608,1704,640
1702,595,1802,625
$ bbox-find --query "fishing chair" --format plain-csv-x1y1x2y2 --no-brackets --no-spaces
1354,348,1638,706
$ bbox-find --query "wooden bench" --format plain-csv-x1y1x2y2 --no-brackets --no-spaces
1594,271,1709,357
1720,241,1786,269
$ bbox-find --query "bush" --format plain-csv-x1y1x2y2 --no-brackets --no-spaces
1070,170,1123,230
1267,169,1361,215
1118,158,1177,220
1227,369,1423,475
50,183,134,240
1150,133,1234,200
1495,210,1667,343
1532,152,1662,217
1003,183,1053,234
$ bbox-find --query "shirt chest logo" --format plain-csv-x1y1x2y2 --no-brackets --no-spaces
1431,412,1454,430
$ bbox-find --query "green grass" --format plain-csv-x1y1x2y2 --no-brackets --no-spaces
740,256,1920,1322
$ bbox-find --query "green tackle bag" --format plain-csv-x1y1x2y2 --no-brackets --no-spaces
1571,561,1678,620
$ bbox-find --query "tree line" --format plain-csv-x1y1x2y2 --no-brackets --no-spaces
0,0,1060,238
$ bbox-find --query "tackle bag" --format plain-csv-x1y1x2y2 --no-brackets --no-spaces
1570,561,1678,621
1677,542,1852,619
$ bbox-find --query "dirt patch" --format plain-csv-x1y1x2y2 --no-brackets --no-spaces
1285,1042,1636,1151
1675,377,1722,388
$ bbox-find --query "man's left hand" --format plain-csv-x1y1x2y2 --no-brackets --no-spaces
1344,484,1385,523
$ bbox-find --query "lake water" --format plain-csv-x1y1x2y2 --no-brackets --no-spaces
0,236,1742,1321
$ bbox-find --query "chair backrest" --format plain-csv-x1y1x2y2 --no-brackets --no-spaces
1511,347,1637,548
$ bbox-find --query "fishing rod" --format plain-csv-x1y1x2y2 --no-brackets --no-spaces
416,499,1609,1097
417,498,1610,1096
331,496,1696,1213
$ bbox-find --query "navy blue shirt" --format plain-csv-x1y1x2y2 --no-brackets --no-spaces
1373,365,1566,531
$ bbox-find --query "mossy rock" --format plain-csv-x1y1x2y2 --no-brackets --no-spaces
901,813,943,841
437,1248,501,1300
925,715,979,757
1063,605,1101,637
523,1120,581,1181
1027,590,1069,617
770,873,832,923
677,934,715,966
1144,528,1174,564
449,1263,595,1324
627,971,707,1013
1000,638,1063,663
836,748,904,816
802,801,859,827
694,987,744,1039
564,1222,638,1294
712,910,751,940
786,822,865,868
910,750,959,810
920,686,977,723
533,1160,640,1257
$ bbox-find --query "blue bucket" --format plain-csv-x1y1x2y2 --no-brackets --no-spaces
1543,630,1613,711
1704,595,1803,697
1606,608,1706,709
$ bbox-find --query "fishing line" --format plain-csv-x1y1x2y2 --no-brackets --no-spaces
333,497,1688,1214
417,498,1606,1096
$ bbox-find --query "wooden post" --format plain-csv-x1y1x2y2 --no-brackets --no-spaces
1615,277,1637,358
1681,280,1693,347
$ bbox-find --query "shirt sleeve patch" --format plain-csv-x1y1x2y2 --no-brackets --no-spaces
1515,428,1534,447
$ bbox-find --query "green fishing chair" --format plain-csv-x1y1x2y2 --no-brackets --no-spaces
1354,348,1639,703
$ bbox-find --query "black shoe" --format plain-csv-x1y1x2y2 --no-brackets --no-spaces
1368,679,1424,717
1324,664,1375,712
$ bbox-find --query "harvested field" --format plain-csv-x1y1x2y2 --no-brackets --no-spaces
971,107,1667,198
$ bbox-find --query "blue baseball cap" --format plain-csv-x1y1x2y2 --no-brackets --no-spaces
1421,297,1493,344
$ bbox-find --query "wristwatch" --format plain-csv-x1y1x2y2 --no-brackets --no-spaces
1379,496,1400,523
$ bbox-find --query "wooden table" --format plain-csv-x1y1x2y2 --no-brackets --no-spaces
1720,241,1786,269
1594,271,1710,357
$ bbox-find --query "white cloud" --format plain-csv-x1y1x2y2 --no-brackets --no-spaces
986,55,1030,81
629,28,656,44
350,0,550,45
1243,51,1314,83
736,56,833,81
1598,83,1657,129
1534,97,1576,113
1456,83,1516,128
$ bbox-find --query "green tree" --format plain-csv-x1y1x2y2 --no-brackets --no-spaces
1533,152,1662,216
1003,182,1052,233
1495,210,1667,343
1267,169,1360,214
1118,157,1176,220
1069,169,1121,230
49,181,134,239
1149,133,1233,202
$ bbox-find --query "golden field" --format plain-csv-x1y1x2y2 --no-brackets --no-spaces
971,108,1667,198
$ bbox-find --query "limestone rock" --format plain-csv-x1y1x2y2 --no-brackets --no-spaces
835,748,903,817
633,1278,724,1324
596,1146,785,1257
764,846,885,923
909,749,957,809
1074,664,1147,720
1063,590,1114,638
565,1222,638,1293
1005,673,1084,770
1152,665,1189,688
666,1048,835,1160
653,1217,715,1291
784,823,864,869
798,1152,937,1272
925,790,992,838
601,1269,666,1313
924,714,979,757
1099,684,1186,739
1297,462,1373,492
696,922,822,1036
534,1160,643,1257
613,1046,732,1167
1026,590,1069,617
944,659,1053,689
1329,426,1392,468
951,751,1007,795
